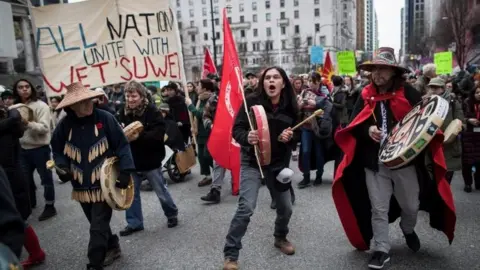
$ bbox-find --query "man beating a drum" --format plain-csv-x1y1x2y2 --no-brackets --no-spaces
51,82,135,270
332,47,456,269
222,67,299,270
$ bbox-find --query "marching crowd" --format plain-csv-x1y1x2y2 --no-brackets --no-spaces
0,46,479,270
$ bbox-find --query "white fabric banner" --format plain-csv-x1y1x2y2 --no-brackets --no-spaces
31,0,182,97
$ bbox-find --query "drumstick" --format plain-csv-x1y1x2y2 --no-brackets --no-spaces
291,109,324,131
46,160,67,175
234,68,265,179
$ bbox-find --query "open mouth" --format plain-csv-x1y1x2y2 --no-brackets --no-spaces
268,85,276,90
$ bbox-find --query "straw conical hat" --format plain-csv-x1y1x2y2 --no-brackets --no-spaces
358,47,409,74
56,82,104,110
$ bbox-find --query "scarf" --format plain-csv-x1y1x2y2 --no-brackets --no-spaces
191,92,213,136
125,98,149,117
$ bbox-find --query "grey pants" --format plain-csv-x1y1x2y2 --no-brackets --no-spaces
224,165,293,261
365,163,419,253
212,160,226,190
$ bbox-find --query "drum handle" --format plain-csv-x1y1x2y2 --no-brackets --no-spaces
235,68,265,179
46,160,67,175
291,109,324,131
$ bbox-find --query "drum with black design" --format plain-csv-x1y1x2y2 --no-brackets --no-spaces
249,105,271,166
100,157,134,210
379,95,449,169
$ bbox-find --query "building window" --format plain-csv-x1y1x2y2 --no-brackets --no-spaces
204,33,208,41
280,0,285,8
266,13,271,21
202,8,207,16
203,19,207,27
239,3,244,11
189,9,194,17
252,42,261,51
177,11,181,19
314,8,319,17
266,27,272,36
240,15,245,22
190,20,194,27
192,46,196,55
281,26,286,35
315,23,320,32
319,36,326,46
215,18,219,25
294,37,301,47
294,10,299,19
266,1,270,9
253,14,258,22
216,45,222,54
188,0,193,5
280,12,285,19
228,17,232,23
180,35,183,43
191,34,196,42
307,36,312,46
216,32,220,39
295,25,299,34
241,30,246,38
265,41,273,50
252,2,257,10
178,22,182,29
214,6,219,14
176,0,180,7
253,29,258,37
202,0,206,4
281,40,286,49
294,0,299,6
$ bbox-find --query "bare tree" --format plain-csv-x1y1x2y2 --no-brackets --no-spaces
433,0,480,69
235,38,249,69
260,39,274,66
289,36,309,74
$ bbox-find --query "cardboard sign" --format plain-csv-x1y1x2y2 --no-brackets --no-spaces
434,51,453,75
337,51,356,76
31,0,183,97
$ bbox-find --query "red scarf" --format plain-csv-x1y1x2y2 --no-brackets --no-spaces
475,104,480,120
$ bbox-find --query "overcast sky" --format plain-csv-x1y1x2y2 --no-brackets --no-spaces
375,0,403,54
69,0,404,54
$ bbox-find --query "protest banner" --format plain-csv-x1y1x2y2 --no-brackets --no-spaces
31,0,184,97
434,51,453,75
310,46,324,64
337,51,356,76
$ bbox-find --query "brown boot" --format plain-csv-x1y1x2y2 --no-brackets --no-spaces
198,176,212,187
223,258,238,270
274,237,295,255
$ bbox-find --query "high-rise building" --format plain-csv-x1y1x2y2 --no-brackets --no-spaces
374,11,379,50
404,0,426,55
356,0,365,51
174,0,357,79
400,7,405,61
364,0,375,54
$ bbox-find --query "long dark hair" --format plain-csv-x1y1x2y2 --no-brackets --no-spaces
12,79,37,104
466,85,480,109
254,66,299,117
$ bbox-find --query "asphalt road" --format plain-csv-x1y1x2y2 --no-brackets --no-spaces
26,161,480,270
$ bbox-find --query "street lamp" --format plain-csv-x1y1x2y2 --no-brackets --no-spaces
209,0,217,66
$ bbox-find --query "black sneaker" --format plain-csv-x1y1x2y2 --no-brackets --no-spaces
200,189,220,203
405,231,421,252
313,176,323,186
368,251,390,269
119,226,143,236
167,217,178,228
270,199,277,210
464,185,472,193
103,247,121,266
297,178,311,189
38,204,57,221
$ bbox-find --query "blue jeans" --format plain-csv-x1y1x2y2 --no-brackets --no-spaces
125,167,178,229
20,145,55,204
224,165,293,261
300,129,325,178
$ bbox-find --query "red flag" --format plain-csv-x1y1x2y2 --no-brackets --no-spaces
202,47,217,79
206,8,243,195
322,51,334,90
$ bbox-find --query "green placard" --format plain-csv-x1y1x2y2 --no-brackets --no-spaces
434,51,453,75
337,51,357,76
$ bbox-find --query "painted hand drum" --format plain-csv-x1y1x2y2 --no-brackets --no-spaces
250,105,271,166
9,104,34,122
100,157,134,210
379,95,449,169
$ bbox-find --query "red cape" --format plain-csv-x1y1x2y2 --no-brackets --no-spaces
332,84,456,250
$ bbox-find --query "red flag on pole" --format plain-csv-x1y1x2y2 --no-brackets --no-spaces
202,47,217,79
207,8,243,195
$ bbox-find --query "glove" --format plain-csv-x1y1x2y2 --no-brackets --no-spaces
57,167,73,183
115,171,131,189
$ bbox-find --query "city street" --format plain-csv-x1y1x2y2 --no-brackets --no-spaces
27,161,480,270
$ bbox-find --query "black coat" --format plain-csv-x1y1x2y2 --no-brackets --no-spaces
164,114,185,151
117,104,166,171
0,109,31,220
0,166,25,258
166,95,190,126
233,94,299,168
